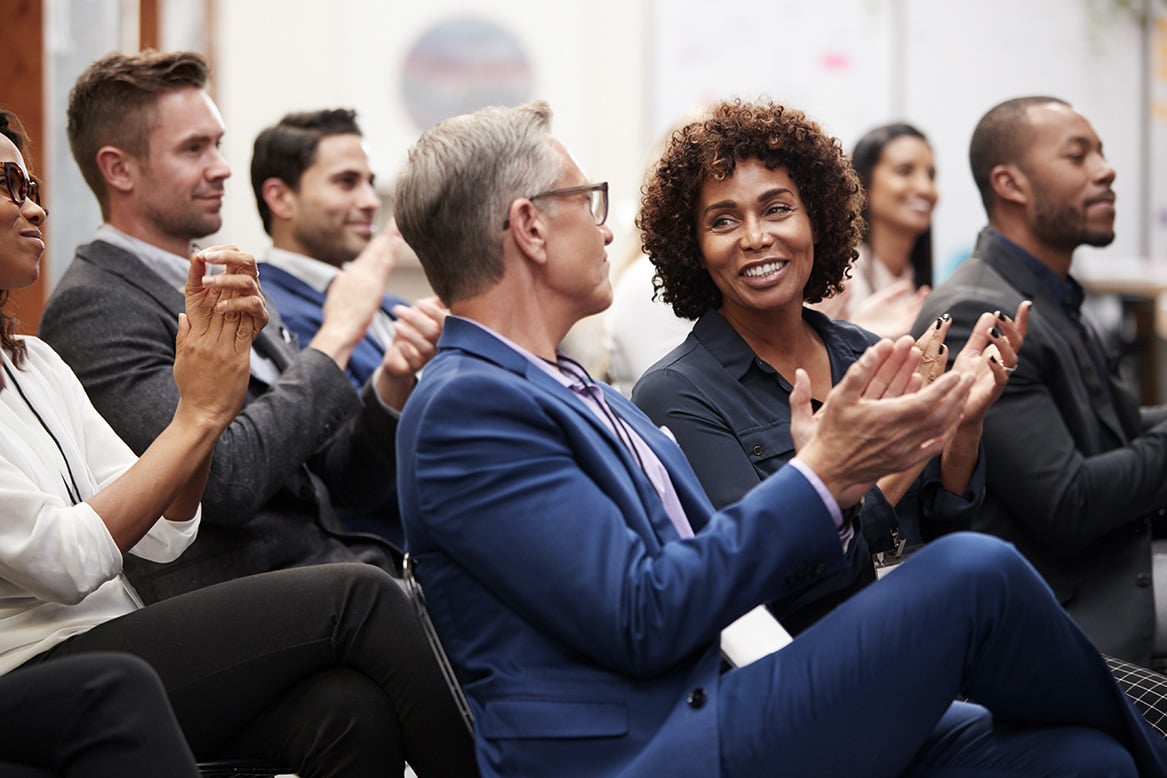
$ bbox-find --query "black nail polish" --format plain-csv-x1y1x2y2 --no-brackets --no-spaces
990,327,1002,338
990,355,998,364
996,311,1006,321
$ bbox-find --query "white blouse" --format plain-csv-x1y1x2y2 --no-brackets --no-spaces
0,337,197,673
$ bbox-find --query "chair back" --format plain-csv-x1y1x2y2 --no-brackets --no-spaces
402,552,475,735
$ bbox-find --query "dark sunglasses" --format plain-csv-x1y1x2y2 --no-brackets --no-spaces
2,161,42,208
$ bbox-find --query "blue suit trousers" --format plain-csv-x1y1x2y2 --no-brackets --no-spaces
719,533,1161,777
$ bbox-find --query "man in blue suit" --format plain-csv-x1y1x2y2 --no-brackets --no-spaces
250,109,446,544
393,100,1167,777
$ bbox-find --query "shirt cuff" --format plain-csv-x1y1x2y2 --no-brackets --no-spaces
367,366,404,418
788,458,853,549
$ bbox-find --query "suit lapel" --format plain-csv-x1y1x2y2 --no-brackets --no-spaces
440,319,688,544
82,241,297,381
78,240,185,312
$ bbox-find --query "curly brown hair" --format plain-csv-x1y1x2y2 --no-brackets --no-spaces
638,99,864,320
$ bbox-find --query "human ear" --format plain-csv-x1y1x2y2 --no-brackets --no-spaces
508,199,551,267
990,164,1027,206
262,178,296,220
96,146,135,194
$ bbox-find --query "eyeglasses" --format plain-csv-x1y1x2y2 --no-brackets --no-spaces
1,162,41,208
502,181,608,230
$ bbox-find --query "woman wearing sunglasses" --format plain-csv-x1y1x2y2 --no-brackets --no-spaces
0,109,478,777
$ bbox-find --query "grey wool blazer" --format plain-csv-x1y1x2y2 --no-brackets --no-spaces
39,239,400,603
913,228,1167,665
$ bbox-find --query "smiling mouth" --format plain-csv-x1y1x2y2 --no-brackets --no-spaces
743,260,788,278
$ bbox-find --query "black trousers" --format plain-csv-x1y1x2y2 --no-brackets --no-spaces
0,652,200,777
24,563,478,778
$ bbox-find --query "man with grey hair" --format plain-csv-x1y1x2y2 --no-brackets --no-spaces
393,99,1167,777
914,96,1167,666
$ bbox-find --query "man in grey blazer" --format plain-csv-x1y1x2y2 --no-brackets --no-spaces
39,50,441,603
913,96,1167,666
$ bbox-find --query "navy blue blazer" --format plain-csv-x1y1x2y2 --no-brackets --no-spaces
257,261,407,389
397,316,849,777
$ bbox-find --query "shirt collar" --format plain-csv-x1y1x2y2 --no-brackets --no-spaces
693,307,872,381
984,227,1085,314
263,247,342,294
450,316,575,390
95,223,192,291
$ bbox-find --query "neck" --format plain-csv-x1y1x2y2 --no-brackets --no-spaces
720,301,810,365
866,223,918,277
453,291,574,363
990,218,1073,278
107,214,194,259
270,228,347,269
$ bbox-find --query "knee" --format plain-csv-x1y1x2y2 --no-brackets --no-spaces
84,652,167,705
916,533,1047,597
318,562,413,621
288,668,401,772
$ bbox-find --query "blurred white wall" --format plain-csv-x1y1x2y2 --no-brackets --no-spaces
43,0,1166,300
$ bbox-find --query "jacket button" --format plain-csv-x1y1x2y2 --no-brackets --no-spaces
1137,573,1153,587
813,561,826,575
687,688,707,709
751,444,763,456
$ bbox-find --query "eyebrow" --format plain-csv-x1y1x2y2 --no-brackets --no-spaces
175,131,219,147
702,187,792,217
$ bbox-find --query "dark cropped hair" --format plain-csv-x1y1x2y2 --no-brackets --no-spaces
851,122,934,288
969,96,1068,215
638,99,864,320
0,109,32,370
250,109,363,235
67,50,208,219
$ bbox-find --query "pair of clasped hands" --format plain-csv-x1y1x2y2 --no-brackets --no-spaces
186,225,447,419
791,301,1031,511
174,245,267,432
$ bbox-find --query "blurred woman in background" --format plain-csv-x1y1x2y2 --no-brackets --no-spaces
814,122,937,337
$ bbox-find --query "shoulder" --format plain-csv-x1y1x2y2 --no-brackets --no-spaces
257,263,308,293
633,335,707,397
806,308,879,352
11,336,70,375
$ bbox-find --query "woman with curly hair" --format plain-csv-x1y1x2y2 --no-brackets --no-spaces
632,99,1027,632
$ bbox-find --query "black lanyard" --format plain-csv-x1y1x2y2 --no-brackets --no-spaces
2,361,83,505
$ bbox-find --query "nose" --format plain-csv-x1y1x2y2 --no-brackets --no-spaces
1094,156,1116,187
21,198,46,225
739,219,773,251
914,171,938,202
357,181,380,212
207,147,231,181
600,223,614,245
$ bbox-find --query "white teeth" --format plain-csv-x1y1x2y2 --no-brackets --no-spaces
744,260,787,278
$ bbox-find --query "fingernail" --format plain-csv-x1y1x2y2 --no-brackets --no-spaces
990,355,998,364
934,313,950,329
990,327,1002,338
996,310,1006,321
